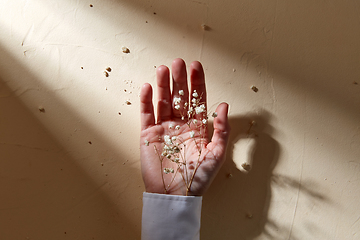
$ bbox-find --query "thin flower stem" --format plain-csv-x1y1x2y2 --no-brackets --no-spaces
193,137,202,157
187,154,202,192
179,165,188,191
182,144,189,186
154,145,167,193
165,166,180,192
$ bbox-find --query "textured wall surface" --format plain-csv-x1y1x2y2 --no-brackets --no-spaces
1,0,359,239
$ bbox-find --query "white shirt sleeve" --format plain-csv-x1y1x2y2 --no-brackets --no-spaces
141,192,202,240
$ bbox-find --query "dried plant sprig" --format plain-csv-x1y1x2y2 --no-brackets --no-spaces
152,89,209,195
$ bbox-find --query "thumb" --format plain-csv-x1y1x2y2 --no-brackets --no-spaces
207,102,231,160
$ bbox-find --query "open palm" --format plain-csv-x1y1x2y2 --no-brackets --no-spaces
140,59,230,196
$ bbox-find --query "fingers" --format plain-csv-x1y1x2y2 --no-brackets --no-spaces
140,83,155,130
156,59,207,122
172,58,189,117
156,65,172,122
190,61,207,118
208,103,231,159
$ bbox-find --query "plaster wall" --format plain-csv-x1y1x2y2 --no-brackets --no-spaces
0,0,359,239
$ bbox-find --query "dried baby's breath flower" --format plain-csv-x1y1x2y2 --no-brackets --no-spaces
212,112,218,118
164,168,174,174
164,135,172,145
157,89,210,195
195,104,206,114
173,146,180,153
144,140,149,146
174,97,181,105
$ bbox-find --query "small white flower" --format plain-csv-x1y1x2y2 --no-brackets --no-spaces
174,105,180,110
173,97,181,105
190,131,195,138
173,146,180,153
179,90,184,96
195,104,206,114
181,116,185,120
184,102,188,107
212,112,218,118
171,136,177,141
202,119,207,124
192,98,197,103
192,90,198,98
175,125,181,130
173,158,180,163
169,124,174,129
164,168,174,174
144,140,149,146
164,135,172,145
166,154,172,159
193,119,198,124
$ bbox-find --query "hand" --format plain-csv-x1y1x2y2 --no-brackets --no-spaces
140,58,230,196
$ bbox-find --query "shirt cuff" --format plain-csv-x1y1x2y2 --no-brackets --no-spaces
141,192,202,240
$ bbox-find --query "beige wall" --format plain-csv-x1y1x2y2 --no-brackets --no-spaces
1,0,359,239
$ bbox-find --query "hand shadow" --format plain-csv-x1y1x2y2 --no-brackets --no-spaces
201,109,280,240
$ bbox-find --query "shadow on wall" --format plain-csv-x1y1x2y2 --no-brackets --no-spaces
201,110,328,240
201,111,280,240
0,45,140,239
